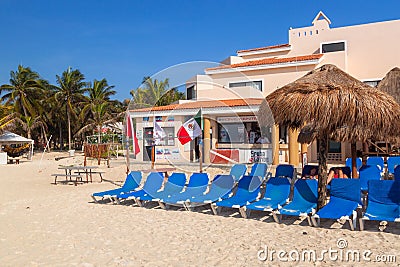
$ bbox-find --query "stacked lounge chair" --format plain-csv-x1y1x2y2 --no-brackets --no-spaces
91,171,142,203
211,175,263,215
240,177,291,218
116,172,165,205
134,172,187,206
359,180,400,231
274,179,318,225
184,174,235,210
158,173,209,209
311,179,362,231
229,164,247,182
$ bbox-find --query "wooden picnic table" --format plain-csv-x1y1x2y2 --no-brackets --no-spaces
56,165,104,184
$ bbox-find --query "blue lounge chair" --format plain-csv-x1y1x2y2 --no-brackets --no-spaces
345,157,362,171
366,156,385,172
274,179,318,225
301,165,318,179
359,180,400,231
91,171,142,203
184,174,235,209
159,173,209,209
249,163,268,179
359,165,382,192
311,179,362,231
229,164,247,182
274,164,295,180
211,175,263,215
134,172,187,206
241,177,291,218
394,166,400,181
116,172,165,204
387,156,400,175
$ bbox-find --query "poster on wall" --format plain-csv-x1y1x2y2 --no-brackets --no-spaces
155,147,180,160
242,149,272,164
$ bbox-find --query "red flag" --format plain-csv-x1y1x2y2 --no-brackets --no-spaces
126,113,140,155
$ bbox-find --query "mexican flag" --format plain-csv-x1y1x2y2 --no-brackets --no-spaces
177,109,202,145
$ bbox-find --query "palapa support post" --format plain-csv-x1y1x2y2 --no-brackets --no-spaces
351,143,359,178
317,134,329,210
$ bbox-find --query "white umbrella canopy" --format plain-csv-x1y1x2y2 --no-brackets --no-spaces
0,131,34,144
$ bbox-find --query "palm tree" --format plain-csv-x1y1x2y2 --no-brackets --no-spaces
0,65,44,117
0,104,16,134
54,67,87,150
79,78,118,143
15,115,46,139
129,77,184,108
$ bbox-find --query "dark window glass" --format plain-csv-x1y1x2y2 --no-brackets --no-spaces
321,42,345,53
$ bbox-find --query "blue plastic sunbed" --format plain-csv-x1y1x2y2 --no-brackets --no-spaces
184,174,235,210
241,177,291,218
394,166,400,181
311,179,362,231
345,157,362,170
366,156,385,171
159,173,209,208
387,156,400,175
134,172,187,206
249,163,268,179
274,164,295,180
116,172,164,204
359,165,382,192
229,164,247,182
91,171,142,203
274,179,318,225
359,180,400,231
211,175,263,215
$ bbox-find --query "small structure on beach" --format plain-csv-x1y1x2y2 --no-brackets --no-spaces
0,131,34,163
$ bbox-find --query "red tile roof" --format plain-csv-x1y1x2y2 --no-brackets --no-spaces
237,44,291,54
206,54,323,71
130,98,263,113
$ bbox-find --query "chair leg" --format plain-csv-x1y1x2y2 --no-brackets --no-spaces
352,211,357,231
158,201,167,210
135,199,143,207
239,207,249,219
91,196,98,203
311,216,319,227
211,203,220,215
359,218,365,231
306,216,312,226
272,212,280,223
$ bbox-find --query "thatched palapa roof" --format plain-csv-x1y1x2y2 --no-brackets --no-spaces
377,67,400,104
261,64,400,144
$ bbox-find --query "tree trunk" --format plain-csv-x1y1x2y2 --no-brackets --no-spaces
67,110,72,151
351,143,358,178
59,121,62,150
317,134,329,210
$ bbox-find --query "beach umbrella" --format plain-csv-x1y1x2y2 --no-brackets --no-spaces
260,64,400,209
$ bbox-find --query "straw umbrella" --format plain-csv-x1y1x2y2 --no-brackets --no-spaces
260,64,400,209
377,67,400,103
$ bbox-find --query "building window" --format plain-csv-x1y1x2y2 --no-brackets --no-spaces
229,80,262,91
218,121,271,144
143,127,175,146
187,85,195,100
143,117,149,122
321,42,345,53
328,141,341,153
155,116,162,122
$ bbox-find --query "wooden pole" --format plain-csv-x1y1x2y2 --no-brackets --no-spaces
317,134,329,210
151,145,155,169
199,138,203,173
351,143,358,178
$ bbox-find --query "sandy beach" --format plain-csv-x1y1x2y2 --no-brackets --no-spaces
0,152,399,266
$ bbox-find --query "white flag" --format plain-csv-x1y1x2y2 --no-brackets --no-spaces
153,121,166,145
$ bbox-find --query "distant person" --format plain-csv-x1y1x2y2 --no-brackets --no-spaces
302,167,318,179
327,167,348,184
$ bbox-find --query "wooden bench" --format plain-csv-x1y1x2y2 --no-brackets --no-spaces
51,173,82,185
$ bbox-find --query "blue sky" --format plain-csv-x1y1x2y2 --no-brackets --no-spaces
0,0,399,101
